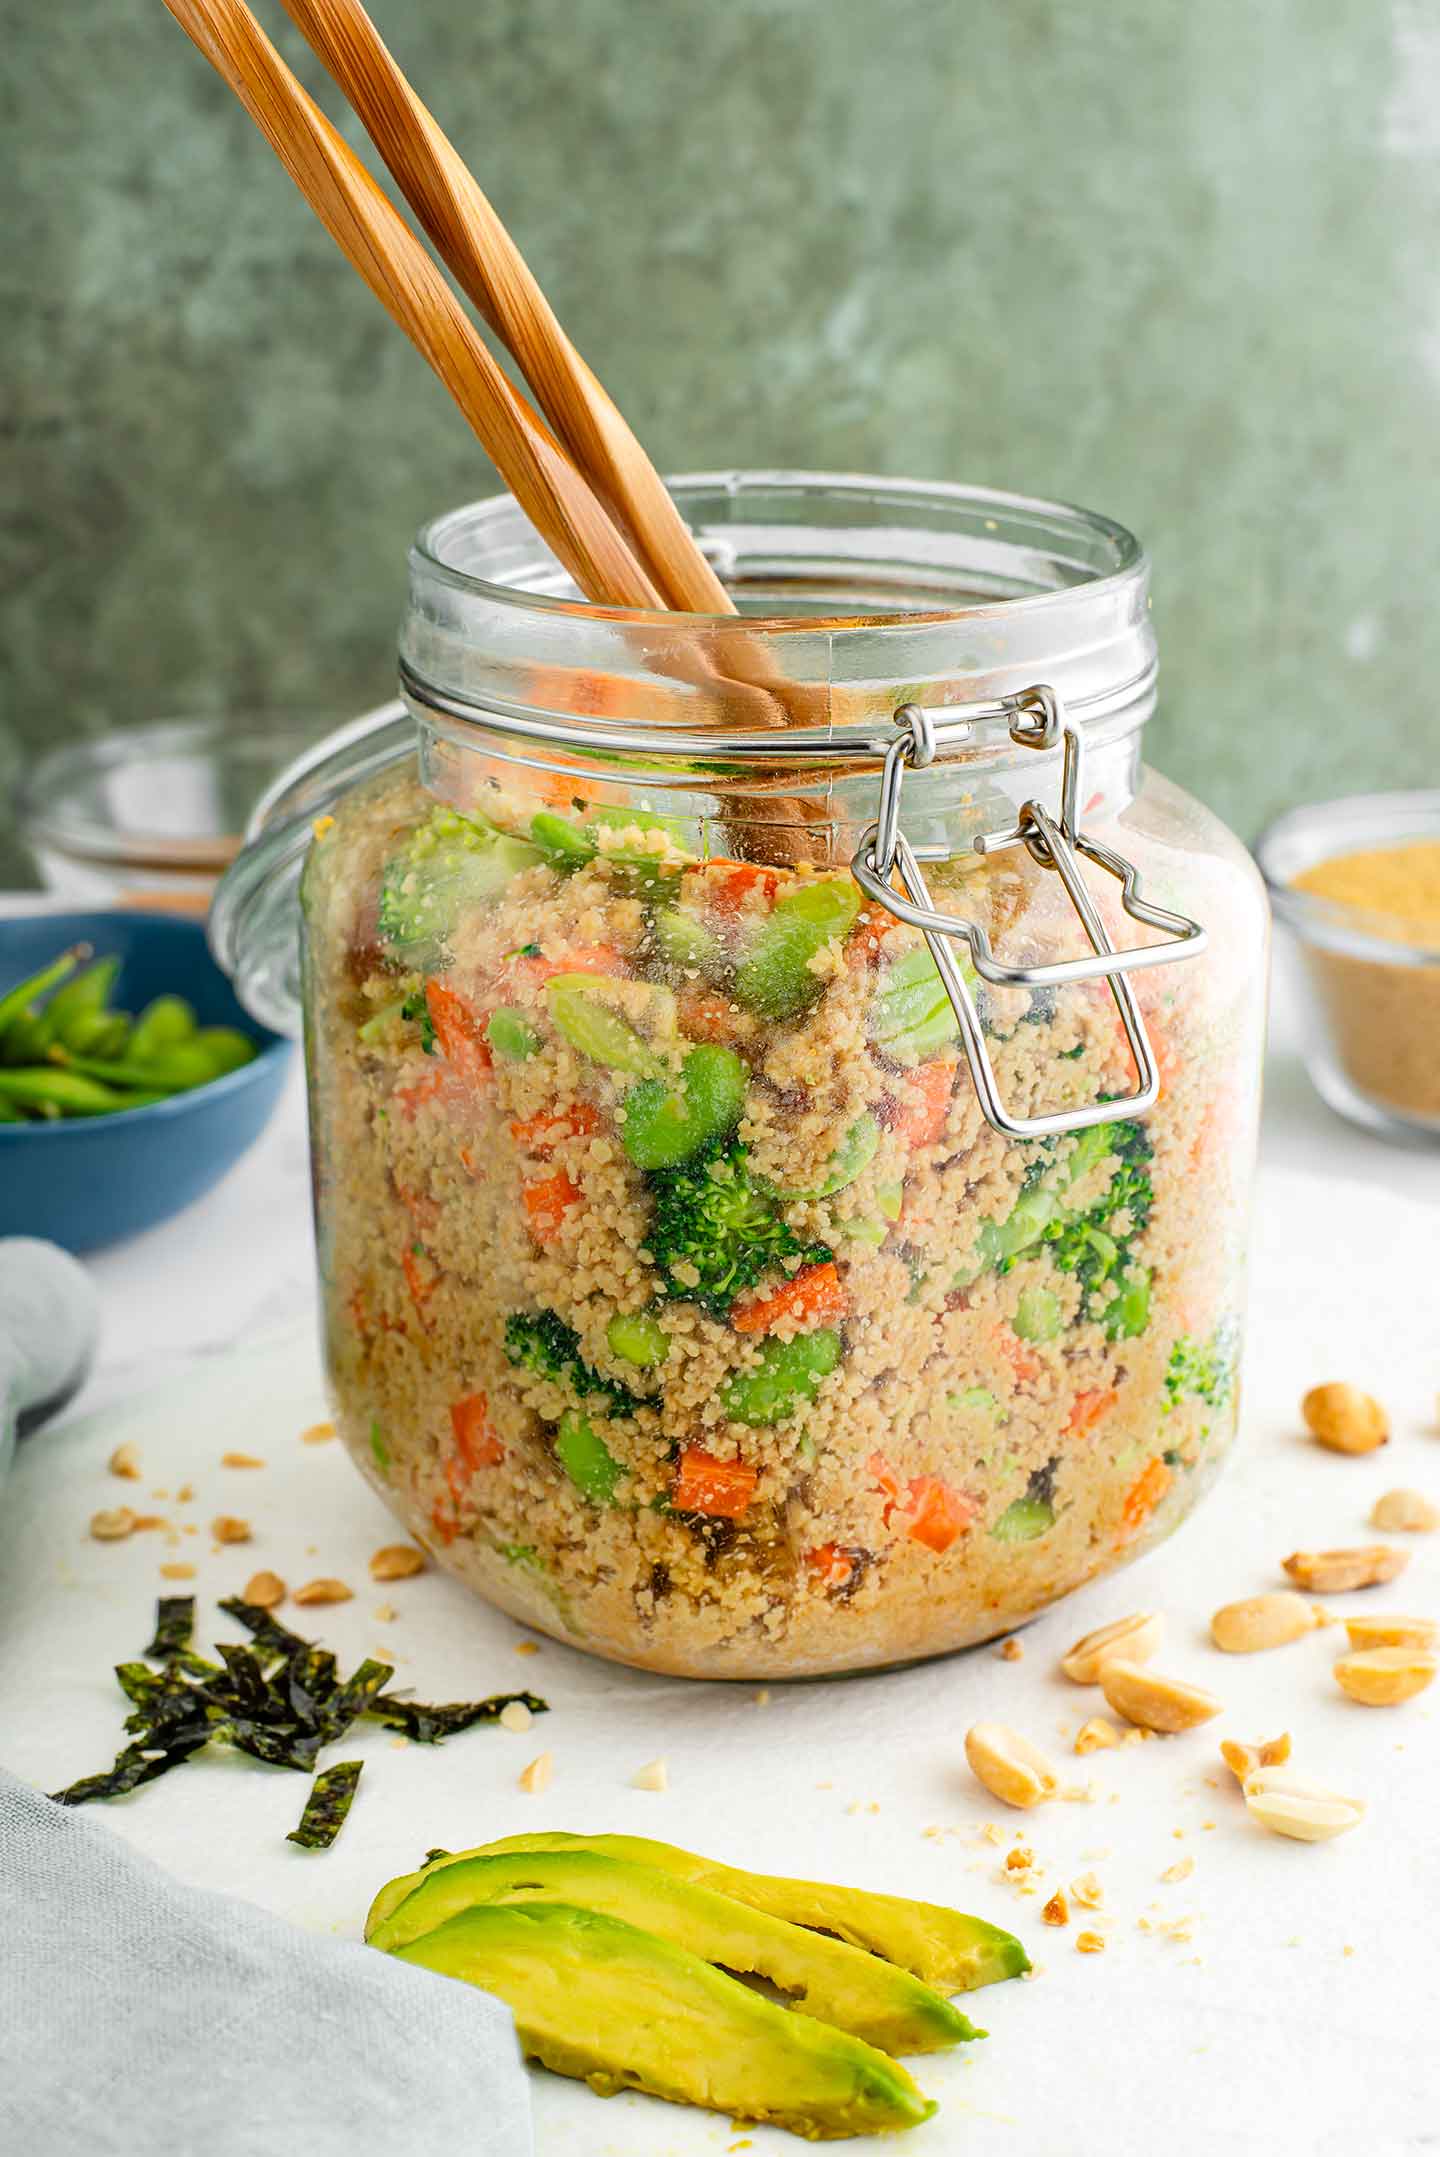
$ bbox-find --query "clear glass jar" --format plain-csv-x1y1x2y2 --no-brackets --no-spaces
217,472,1267,1678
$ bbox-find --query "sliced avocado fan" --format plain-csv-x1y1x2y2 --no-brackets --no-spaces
366,1829,1029,1992
369,1847,979,2055
394,1900,937,2139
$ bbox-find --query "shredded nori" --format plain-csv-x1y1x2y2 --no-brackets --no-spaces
287,1760,364,1850
49,1596,549,1850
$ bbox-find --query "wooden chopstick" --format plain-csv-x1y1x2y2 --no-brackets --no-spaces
272,0,733,616
159,0,664,611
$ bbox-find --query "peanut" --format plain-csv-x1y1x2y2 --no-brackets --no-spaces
292,1577,353,1605
519,1751,554,1794
1282,1545,1408,1593
1074,1717,1122,1755
221,1451,266,1469
1042,1891,1069,1926
1210,1591,1322,1654
369,1544,427,1581
632,1758,669,1792
1219,1732,1291,1782
1242,1767,1364,1842
1301,1382,1388,1454
1342,1614,1436,1651
89,1507,136,1541
210,1515,251,1545
1060,1611,1163,1685
243,1570,286,1609
498,1701,534,1733
1370,1489,1439,1533
964,1723,1060,1809
1075,1931,1106,1954
107,1443,142,1481
1332,1645,1437,1706
1099,1660,1222,1733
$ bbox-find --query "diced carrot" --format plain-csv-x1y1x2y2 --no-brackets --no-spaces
891,1059,958,1148
394,1180,440,1231
1117,1455,1172,1545
902,1475,973,1555
867,1450,902,1527
511,945,623,989
395,1065,448,1117
522,1170,582,1243
429,1496,458,1546
450,1391,504,1471
994,1326,1041,1385
401,1244,439,1315
347,1283,373,1343
425,980,492,1083
805,1543,856,1590
732,1261,848,1337
673,1446,758,1519
705,860,780,918
678,988,738,1042
1066,1387,1118,1438
509,1104,602,1154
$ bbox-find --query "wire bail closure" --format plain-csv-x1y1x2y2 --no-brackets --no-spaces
850,687,1208,1138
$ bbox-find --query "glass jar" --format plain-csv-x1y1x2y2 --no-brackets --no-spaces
216,472,1267,1678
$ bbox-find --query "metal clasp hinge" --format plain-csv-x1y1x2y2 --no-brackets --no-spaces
850,686,1208,1138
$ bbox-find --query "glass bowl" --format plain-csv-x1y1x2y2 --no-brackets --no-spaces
18,716,350,914
1257,789,1440,1144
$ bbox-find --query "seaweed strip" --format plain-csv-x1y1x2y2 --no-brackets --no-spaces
287,1760,363,1849
217,1596,312,1667
326,1658,395,1737
142,1597,196,1662
363,1689,547,1744
51,1731,208,1807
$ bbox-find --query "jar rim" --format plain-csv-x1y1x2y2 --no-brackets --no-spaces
411,468,1147,632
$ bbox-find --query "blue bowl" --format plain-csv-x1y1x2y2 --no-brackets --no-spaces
0,911,292,1253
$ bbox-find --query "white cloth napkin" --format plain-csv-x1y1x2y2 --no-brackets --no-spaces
0,1767,533,2157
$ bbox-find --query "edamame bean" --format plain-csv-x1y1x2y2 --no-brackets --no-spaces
868,944,966,1065
1012,1286,1062,1343
651,907,724,977
530,813,597,872
786,1113,879,1200
621,1045,746,1168
991,1494,1056,1542
733,880,861,1021
722,1329,842,1426
486,1008,542,1061
555,1409,624,1505
605,1310,670,1367
545,976,662,1075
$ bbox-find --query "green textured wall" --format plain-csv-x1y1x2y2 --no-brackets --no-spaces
6,0,1440,883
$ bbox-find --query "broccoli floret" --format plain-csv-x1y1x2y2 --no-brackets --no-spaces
1164,1321,1238,1417
378,808,540,969
1040,1120,1154,1339
400,986,436,1053
504,1308,639,1416
645,1141,831,1315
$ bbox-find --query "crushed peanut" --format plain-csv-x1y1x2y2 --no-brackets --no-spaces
632,1757,669,1792
965,1724,1060,1810
300,1420,337,1444
210,1516,251,1545
1099,1660,1222,1733
498,1701,534,1733
1004,1846,1035,1874
1301,1382,1388,1454
1074,1717,1122,1755
107,1443,141,1481
1370,1488,1439,1534
998,1637,1025,1661
89,1507,136,1542
292,1577,353,1605
1343,1613,1436,1651
158,1562,196,1581
1219,1733,1292,1782
129,1514,167,1532
1161,1856,1196,1883
1075,1931,1106,1954
221,1451,266,1470
243,1569,286,1609
1332,1645,1437,1706
514,1639,541,1656
1242,1767,1365,1842
373,1603,398,1622
1282,1546,1408,1593
369,1544,427,1581
519,1751,554,1794
1060,1611,1163,1685
1042,1891,1069,1926
176,1482,194,1504
1210,1591,1324,1654
1070,1872,1104,1909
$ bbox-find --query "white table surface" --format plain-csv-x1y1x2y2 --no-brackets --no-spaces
2,904,1439,2157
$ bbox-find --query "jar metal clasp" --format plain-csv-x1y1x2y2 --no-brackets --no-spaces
850,687,1208,1138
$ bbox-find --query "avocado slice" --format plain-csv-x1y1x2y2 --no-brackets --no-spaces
367,1831,1028,1993
370,1848,978,2055
393,1900,937,2138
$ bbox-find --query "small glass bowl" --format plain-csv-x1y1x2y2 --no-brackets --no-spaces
1257,789,1440,1145
18,716,345,914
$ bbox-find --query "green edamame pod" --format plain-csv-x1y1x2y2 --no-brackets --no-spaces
1012,1286,1062,1343
0,1093,23,1122
605,1310,670,1367
194,1027,258,1075
487,1008,542,1061
0,1067,161,1117
555,1410,624,1505
733,881,861,1021
128,995,198,1063
45,957,121,1048
621,1045,746,1169
63,1010,132,1059
1,1011,51,1067
0,947,85,1041
722,1329,843,1426
545,976,662,1076
52,1045,215,1091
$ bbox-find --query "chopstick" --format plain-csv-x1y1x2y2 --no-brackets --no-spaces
273,0,735,617
159,0,664,611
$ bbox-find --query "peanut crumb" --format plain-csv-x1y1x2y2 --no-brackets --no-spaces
1042,1891,1069,1927
108,1443,141,1481
1071,1872,1104,1909
1075,1717,1122,1755
498,1701,534,1734
514,1640,541,1656
1004,1846,1035,1873
150,1489,170,1502
293,1577,353,1605
373,1603,398,1622
221,1451,265,1470
301,1421,337,1444
980,1823,1008,1846
632,1757,669,1792
210,1515,251,1545
754,1688,771,1705
1161,1857,1196,1883
519,1751,554,1794
89,1507,136,1542
998,1637,1024,1661
159,1562,196,1580
1343,1945,1355,1957
1075,1931,1106,1955
129,1514,167,1532
243,1570,286,1609
176,1483,194,1504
